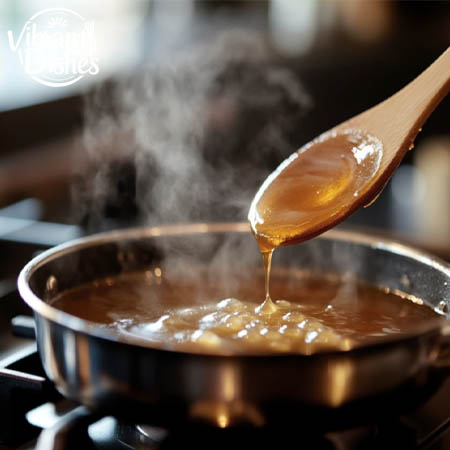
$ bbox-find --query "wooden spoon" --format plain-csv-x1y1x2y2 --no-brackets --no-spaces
249,47,450,253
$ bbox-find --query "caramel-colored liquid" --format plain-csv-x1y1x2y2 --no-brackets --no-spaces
51,270,437,355
249,130,383,306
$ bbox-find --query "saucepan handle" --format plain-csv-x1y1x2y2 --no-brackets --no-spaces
11,315,36,339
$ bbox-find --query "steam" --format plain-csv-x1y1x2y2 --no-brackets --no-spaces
68,31,410,325
70,31,376,312
73,31,311,231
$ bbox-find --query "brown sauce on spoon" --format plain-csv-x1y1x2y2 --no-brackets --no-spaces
249,130,383,309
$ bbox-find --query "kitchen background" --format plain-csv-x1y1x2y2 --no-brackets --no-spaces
0,0,449,276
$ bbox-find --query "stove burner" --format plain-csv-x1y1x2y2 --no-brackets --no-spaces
34,414,422,450
115,421,341,450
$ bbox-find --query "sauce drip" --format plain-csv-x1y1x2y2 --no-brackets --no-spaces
249,129,383,303
255,250,276,314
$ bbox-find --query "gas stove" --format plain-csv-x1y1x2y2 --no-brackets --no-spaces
1,326,450,450
0,214,450,450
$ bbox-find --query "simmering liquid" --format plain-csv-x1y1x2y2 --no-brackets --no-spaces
248,129,383,310
51,270,437,355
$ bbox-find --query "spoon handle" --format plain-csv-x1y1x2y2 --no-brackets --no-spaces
347,47,450,153
390,46,450,137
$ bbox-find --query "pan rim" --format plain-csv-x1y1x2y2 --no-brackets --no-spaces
17,222,450,358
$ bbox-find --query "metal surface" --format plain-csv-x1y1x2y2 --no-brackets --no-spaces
18,223,450,428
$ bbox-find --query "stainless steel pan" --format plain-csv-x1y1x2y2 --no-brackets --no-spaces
18,223,450,429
